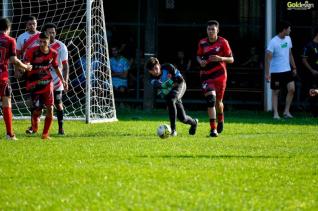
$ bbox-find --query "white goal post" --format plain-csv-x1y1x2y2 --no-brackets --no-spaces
1,0,117,123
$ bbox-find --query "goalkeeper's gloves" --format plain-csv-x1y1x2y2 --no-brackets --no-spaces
161,79,174,89
151,79,162,89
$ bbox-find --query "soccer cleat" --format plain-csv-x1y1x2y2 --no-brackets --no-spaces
171,130,177,137
210,129,218,137
217,121,224,134
25,127,36,134
6,134,17,141
189,118,198,135
58,128,65,135
41,134,52,140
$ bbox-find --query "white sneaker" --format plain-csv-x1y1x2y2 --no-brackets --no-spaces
6,134,18,140
171,130,177,137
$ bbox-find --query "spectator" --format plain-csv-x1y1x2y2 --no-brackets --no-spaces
265,21,297,119
110,46,130,96
173,50,192,78
301,26,318,117
241,46,262,68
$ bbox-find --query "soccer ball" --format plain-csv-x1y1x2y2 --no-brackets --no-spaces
157,124,171,139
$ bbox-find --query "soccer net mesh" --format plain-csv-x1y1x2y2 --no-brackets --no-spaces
1,0,117,123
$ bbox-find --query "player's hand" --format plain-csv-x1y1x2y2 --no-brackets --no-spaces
199,60,207,67
210,55,223,62
309,89,318,97
25,63,32,72
62,80,68,91
64,81,69,92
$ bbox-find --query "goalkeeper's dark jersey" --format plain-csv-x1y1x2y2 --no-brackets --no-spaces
149,63,184,96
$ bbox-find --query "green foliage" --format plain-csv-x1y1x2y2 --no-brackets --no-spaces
0,110,317,210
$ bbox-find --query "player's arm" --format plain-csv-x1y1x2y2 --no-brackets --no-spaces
54,66,66,88
62,61,69,91
289,49,297,75
210,55,234,63
264,50,272,82
10,56,32,72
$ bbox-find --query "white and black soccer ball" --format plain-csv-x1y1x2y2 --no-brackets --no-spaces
157,124,171,139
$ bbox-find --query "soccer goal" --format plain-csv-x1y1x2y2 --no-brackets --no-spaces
1,0,117,123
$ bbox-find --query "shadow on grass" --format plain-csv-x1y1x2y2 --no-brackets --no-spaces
136,154,318,159
116,109,318,126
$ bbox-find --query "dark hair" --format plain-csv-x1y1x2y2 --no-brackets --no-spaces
145,57,159,70
39,32,49,39
277,21,291,33
25,16,37,22
207,20,219,28
43,22,57,32
0,17,11,31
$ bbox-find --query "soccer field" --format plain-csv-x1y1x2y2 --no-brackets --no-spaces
0,110,317,210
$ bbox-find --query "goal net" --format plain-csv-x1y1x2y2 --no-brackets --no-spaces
1,0,117,123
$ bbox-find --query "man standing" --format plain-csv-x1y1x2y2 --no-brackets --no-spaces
265,21,297,119
301,27,318,117
44,23,69,134
16,16,40,58
24,32,66,139
196,20,234,137
0,18,32,140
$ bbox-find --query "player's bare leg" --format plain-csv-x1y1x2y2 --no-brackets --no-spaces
272,89,280,119
283,81,295,118
2,97,17,140
42,105,54,139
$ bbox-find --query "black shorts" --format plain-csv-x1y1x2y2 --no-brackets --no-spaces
54,90,63,105
270,71,294,90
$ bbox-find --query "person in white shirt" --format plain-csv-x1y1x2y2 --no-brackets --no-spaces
15,16,40,79
16,16,40,58
265,21,297,119
44,23,69,135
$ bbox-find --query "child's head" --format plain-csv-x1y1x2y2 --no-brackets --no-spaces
145,57,161,77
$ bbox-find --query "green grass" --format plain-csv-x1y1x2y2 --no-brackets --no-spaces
0,110,317,210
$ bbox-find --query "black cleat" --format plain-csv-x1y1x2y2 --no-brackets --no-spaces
189,118,198,135
58,128,65,135
25,127,35,134
210,129,218,137
217,121,224,134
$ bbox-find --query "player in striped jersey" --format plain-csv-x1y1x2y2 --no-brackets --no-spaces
24,32,66,139
15,16,40,79
16,16,40,58
0,18,32,140
196,20,234,137
44,23,69,135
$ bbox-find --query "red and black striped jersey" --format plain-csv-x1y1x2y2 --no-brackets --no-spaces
0,33,16,81
197,36,232,83
24,46,58,93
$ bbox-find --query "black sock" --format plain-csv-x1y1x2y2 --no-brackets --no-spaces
57,109,64,129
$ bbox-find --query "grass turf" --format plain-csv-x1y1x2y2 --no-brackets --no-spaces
0,110,317,210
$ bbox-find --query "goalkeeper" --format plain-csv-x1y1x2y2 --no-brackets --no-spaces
145,57,198,136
